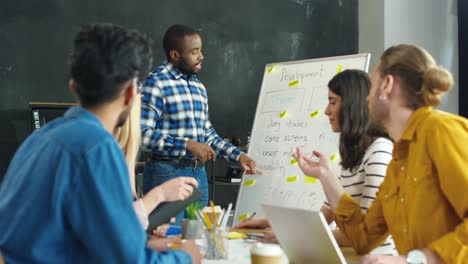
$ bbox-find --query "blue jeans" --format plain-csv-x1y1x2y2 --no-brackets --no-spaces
142,161,208,226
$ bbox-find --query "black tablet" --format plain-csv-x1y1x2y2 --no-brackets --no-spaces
146,186,203,232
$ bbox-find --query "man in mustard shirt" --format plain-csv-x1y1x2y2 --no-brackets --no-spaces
294,44,467,264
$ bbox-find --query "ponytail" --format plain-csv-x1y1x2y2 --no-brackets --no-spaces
421,66,453,106
380,44,453,109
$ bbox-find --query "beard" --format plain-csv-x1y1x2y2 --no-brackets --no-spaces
178,57,200,75
369,87,390,132
116,106,131,128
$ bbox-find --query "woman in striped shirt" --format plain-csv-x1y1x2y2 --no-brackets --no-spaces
320,69,395,255
237,69,395,254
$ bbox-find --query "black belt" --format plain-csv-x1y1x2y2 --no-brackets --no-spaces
150,156,204,168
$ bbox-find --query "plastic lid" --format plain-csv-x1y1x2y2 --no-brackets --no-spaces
250,243,282,256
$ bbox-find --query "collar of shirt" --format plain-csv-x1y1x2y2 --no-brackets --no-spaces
399,106,433,141
163,60,198,81
393,106,432,161
65,106,102,127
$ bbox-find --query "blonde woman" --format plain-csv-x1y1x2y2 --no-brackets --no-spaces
115,92,198,249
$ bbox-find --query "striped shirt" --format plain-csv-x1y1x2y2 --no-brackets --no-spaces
140,61,243,162
340,137,395,255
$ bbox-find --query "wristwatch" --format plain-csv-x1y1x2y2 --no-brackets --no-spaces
406,249,427,264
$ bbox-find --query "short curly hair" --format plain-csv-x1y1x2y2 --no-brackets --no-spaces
163,24,198,61
69,23,153,108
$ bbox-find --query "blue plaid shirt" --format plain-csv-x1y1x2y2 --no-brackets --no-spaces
141,61,243,163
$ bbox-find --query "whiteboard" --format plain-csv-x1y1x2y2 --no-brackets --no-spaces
233,54,371,225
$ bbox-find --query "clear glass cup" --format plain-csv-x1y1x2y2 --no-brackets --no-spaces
202,227,228,259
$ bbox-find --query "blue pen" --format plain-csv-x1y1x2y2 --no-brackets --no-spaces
166,225,182,237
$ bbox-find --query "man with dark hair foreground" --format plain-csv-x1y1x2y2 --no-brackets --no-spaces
0,23,200,264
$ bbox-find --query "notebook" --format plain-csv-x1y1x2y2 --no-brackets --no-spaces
262,204,347,264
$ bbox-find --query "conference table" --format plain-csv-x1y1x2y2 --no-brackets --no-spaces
201,239,361,264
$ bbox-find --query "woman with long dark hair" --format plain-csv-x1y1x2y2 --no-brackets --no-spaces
322,69,394,254
237,70,395,255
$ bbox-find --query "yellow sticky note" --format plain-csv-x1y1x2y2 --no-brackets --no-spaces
288,80,299,87
330,153,341,162
290,158,297,165
310,110,320,118
244,179,256,187
228,232,246,239
286,175,298,183
267,65,276,73
337,64,343,73
305,176,318,184
238,213,249,222
279,111,287,118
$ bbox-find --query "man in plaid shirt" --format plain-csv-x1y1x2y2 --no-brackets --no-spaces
140,24,257,225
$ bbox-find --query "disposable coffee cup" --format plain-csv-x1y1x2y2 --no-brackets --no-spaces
250,243,282,264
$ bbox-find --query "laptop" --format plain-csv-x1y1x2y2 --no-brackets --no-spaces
262,204,348,264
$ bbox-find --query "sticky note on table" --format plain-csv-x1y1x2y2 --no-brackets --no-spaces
305,176,318,184
228,232,246,239
290,158,297,165
288,80,299,87
337,64,343,73
238,213,249,222
310,110,320,118
286,175,298,183
244,179,256,187
279,111,287,118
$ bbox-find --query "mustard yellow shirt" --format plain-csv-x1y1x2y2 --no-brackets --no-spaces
334,107,468,263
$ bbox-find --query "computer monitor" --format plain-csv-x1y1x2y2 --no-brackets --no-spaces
29,102,76,132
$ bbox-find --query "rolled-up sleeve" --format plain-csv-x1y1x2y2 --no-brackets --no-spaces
334,192,389,254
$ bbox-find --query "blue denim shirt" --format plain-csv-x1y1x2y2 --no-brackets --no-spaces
0,106,191,263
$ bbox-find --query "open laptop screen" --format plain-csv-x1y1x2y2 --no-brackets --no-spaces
262,204,347,264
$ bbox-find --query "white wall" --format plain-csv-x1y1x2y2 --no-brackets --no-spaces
359,0,459,114
359,0,385,70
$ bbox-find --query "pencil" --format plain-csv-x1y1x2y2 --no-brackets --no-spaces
220,203,232,230
203,211,213,229
209,200,218,226
243,212,256,222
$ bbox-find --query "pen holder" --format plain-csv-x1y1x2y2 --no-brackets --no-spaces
182,219,203,239
203,227,228,259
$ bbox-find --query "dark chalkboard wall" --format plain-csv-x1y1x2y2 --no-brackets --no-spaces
0,0,358,179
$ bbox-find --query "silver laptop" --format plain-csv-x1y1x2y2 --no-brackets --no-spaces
262,204,347,264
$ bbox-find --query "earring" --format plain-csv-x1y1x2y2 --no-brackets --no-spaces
379,95,386,101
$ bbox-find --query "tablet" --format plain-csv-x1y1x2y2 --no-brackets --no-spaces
146,186,203,232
